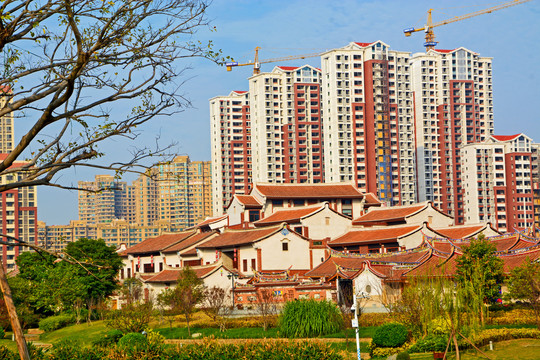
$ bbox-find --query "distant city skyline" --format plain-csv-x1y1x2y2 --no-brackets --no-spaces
37,0,540,225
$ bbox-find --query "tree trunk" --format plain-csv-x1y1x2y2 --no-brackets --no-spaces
186,313,191,336
0,264,30,360
453,333,460,360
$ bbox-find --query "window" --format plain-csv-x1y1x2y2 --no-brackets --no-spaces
282,242,289,251
251,259,256,271
243,259,248,272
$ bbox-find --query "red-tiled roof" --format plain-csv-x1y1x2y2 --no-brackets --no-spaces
329,225,421,246
404,251,458,277
500,249,540,273
254,205,323,226
364,193,383,205
492,134,521,141
232,90,247,94
433,49,454,53
433,225,485,239
352,204,425,225
163,231,218,253
510,239,539,250
196,215,228,228
277,66,298,71
254,183,366,199
355,42,374,47
124,231,194,255
235,195,263,208
144,266,217,283
197,226,281,249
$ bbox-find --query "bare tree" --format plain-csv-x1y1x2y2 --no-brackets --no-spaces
202,286,233,332
252,288,278,331
0,1,226,358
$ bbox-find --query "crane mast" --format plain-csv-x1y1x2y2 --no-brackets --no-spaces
404,0,532,50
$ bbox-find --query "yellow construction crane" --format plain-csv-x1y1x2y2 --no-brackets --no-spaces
225,47,322,75
404,0,532,50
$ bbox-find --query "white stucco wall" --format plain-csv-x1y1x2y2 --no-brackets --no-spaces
302,206,352,240
256,230,310,271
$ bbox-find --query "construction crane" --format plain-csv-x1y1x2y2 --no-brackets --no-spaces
225,47,322,75
403,0,532,50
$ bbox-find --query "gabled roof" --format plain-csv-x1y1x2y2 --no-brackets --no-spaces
352,203,427,225
432,224,487,239
123,231,195,255
354,42,375,47
329,225,421,246
235,195,263,208
253,183,377,201
253,204,329,226
492,134,521,142
276,66,298,71
196,215,228,228
432,49,454,53
142,265,220,283
162,231,218,253
196,225,283,249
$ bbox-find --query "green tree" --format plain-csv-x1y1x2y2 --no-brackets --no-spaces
456,233,504,325
507,257,540,329
0,1,225,357
158,266,205,336
12,238,122,315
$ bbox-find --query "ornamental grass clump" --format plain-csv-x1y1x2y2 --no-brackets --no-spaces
280,299,343,338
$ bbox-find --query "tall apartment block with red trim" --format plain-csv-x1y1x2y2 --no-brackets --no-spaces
249,65,323,185
462,134,535,232
0,155,38,270
411,47,493,224
321,41,416,207
209,90,251,215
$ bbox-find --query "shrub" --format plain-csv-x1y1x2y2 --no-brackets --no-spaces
397,351,411,360
408,335,449,353
372,323,409,348
93,329,124,348
469,328,540,347
117,332,149,353
0,346,16,360
488,309,536,325
38,314,75,332
280,299,343,338
0,327,5,339
47,340,105,360
369,341,412,358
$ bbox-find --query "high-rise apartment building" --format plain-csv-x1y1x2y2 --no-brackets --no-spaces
320,41,416,206
249,65,323,186
0,87,14,153
156,155,212,229
210,90,251,215
131,170,159,226
531,144,540,228
78,175,129,224
462,134,535,232
411,47,493,224
0,156,38,269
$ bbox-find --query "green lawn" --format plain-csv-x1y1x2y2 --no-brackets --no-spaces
38,320,109,346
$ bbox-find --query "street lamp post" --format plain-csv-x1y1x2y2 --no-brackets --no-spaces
227,273,238,307
351,291,370,360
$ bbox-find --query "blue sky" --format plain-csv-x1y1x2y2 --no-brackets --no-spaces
39,0,540,225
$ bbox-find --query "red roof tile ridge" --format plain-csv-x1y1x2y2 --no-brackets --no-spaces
492,134,521,141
